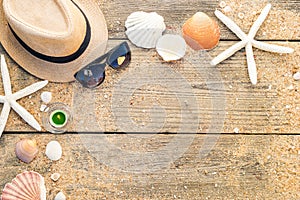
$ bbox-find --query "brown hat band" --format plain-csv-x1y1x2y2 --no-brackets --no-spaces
8,0,91,64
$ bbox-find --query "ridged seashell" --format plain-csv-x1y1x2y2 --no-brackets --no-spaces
54,192,66,200
1,171,46,200
45,141,62,161
182,12,220,50
40,92,52,104
125,11,166,48
15,139,39,163
156,34,187,61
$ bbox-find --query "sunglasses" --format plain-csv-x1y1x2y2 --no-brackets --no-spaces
74,42,131,88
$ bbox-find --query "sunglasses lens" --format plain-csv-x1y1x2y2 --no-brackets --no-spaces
74,64,105,88
108,42,131,69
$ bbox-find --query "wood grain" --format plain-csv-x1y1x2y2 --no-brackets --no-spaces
0,134,299,199
0,40,299,133
99,0,300,40
0,0,299,199
75,40,300,133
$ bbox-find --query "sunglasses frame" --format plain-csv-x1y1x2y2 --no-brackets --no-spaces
74,42,131,88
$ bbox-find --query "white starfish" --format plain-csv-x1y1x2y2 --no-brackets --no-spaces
211,4,294,85
0,54,48,137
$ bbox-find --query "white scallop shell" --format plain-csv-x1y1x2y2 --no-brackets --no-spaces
1,171,46,200
156,34,187,61
45,141,62,161
125,11,166,48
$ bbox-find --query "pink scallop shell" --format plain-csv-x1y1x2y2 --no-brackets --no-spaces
1,171,46,200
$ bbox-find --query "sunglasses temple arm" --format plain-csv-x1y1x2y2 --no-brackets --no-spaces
86,42,122,66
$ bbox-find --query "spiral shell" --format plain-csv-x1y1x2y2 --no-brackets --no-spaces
1,171,46,200
182,12,220,50
15,139,38,163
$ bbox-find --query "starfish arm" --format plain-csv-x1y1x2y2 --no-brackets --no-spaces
214,10,248,40
0,95,5,103
210,40,247,66
10,101,42,131
248,4,272,39
0,102,11,138
13,80,49,100
252,40,294,54
246,43,258,85
0,55,12,95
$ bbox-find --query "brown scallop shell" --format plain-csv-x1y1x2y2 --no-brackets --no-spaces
1,171,46,200
182,12,220,50
15,139,38,163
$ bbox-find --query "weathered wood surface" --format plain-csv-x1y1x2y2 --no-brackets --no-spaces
0,0,299,199
100,0,300,40
0,40,299,133
0,134,299,199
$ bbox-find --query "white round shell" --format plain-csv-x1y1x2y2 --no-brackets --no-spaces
54,192,66,200
41,91,52,104
125,11,166,48
156,34,187,61
45,141,62,161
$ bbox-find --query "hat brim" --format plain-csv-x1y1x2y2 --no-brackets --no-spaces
0,0,108,82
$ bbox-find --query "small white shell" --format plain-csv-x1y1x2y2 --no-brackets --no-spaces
125,11,166,48
238,12,245,19
156,34,187,61
233,127,240,133
293,72,300,81
41,91,52,104
40,104,49,112
45,141,62,161
223,6,232,13
54,192,66,200
1,171,46,200
219,1,227,8
50,173,61,182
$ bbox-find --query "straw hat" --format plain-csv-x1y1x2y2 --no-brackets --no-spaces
0,0,108,82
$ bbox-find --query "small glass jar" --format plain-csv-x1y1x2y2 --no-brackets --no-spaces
42,102,72,133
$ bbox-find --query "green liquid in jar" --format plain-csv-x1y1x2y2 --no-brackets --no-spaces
51,110,67,126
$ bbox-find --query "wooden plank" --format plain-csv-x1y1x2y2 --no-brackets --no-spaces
0,1,299,200
74,40,300,133
0,134,299,199
99,0,300,40
0,40,299,133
